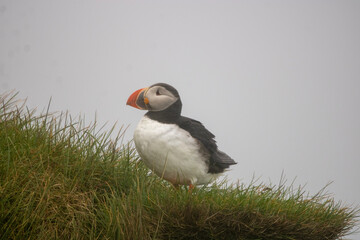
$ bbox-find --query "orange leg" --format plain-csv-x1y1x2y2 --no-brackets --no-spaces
188,184,194,193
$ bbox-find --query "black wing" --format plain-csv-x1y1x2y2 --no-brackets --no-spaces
176,116,237,174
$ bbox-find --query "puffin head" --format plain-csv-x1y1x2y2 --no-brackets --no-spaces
127,83,180,112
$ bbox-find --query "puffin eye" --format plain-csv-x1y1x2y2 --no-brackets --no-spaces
156,89,161,96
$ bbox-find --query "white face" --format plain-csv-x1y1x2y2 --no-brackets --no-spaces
145,85,179,111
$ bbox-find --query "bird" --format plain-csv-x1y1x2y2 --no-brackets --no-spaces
126,83,237,189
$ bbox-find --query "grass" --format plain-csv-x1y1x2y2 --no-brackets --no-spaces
0,91,358,240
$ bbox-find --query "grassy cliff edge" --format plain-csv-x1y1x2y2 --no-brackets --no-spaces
0,92,358,240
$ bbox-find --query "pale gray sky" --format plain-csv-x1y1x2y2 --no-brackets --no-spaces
1,0,359,237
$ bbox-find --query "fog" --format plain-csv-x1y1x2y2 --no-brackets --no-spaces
1,1,359,237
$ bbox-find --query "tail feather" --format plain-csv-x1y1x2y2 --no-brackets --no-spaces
215,150,237,166
208,150,237,174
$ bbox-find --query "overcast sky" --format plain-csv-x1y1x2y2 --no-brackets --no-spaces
1,1,359,236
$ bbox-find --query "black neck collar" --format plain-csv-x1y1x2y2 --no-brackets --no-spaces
145,99,182,124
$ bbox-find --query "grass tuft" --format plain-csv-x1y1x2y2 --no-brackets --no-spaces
0,92,358,240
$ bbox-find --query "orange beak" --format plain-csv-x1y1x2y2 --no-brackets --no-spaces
126,87,148,109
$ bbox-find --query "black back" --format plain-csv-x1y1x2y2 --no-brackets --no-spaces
145,83,237,173
176,116,236,173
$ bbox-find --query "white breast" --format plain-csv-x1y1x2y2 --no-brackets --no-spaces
133,116,221,185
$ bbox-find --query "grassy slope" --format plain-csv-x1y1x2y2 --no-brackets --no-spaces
0,92,358,240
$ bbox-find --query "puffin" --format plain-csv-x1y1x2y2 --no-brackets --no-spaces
126,83,236,188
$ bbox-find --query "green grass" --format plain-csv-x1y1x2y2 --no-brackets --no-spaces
0,91,358,240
